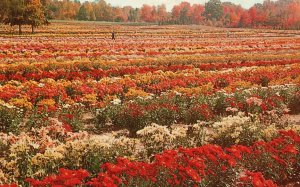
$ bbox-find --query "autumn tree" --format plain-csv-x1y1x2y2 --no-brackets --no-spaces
222,2,244,27
40,0,52,20
122,6,134,22
2,0,47,34
77,2,95,21
191,4,205,24
286,1,300,29
172,2,193,24
25,0,46,33
55,0,80,20
179,2,192,24
171,5,181,24
140,4,156,22
250,4,267,27
7,0,299,30
113,7,128,22
157,4,168,24
263,0,281,28
85,2,96,21
239,11,252,27
93,0,113,21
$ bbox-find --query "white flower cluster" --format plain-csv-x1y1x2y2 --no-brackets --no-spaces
0,101,15,109
136,123,189,155
111,98,121,105
137,123,174,144
210,113,257,144
1,112,300,183
212,112,250,134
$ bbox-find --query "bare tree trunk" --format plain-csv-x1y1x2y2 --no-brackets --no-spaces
31,25,35,34
18,24,22,35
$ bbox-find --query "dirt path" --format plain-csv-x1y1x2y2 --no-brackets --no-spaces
289,114,300,125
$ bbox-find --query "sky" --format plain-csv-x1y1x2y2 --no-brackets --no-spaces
81,0,265,10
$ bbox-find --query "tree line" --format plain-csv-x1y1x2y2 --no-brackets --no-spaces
46,0,300,29
1,0,300,34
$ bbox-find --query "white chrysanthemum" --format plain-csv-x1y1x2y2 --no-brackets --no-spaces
62,104,71,108
38,83,45,88
172,126,188,138
111,98,121,105
261,124,278,140
137,123,174,146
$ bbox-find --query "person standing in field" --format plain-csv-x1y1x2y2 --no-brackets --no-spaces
112,31,115,40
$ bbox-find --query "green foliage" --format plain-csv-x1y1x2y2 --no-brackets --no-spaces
179,5,190,24
0,0,9,22
4,0,26,26
77,5,88,21
288,90,300,114
204,0,223,21
210,115,263,147
259,76,270,87
0,105,22,134
128,8,139,22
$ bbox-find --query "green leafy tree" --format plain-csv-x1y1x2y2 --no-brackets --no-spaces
40,0,53,20
179,5,190,24
4,0,26,35
204,0,223,21
77,5,88,20
129,8,139,22
0,0,9,22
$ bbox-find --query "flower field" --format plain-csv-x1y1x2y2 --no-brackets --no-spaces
1,22,300,186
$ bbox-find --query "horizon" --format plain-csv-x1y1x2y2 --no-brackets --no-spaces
79,0,265,10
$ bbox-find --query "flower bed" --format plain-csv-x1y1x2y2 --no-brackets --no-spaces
23,130,300,187
0,23,300,186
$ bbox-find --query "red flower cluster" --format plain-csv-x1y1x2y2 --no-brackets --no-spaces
25,168,89,187
240,171,277,187
1,59,299,83
0,184,18,187
24,130,300,187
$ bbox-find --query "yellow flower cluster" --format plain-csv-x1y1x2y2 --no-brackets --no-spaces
37,99,56,107
9,98,33,110
125,88,149,99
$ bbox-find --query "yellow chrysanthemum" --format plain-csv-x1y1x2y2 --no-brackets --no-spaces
37,99,56,107
9,98,33,110
125,88,149,99
82,93,97,104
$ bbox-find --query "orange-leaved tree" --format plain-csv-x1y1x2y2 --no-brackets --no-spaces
25,0,46,33
3,0,47,34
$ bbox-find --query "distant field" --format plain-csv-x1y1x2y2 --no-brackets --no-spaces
3,20,300,35
1,21,300,186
